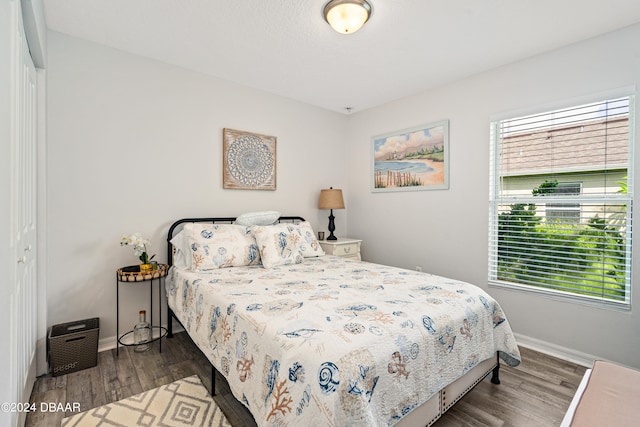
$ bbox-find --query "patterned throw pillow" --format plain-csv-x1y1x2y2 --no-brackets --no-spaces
251,224,304,269
296,221,325,257
185,223,261,271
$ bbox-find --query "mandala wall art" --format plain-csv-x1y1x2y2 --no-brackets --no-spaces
223,128,277,190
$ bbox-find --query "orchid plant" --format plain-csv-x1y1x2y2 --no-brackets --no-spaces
120,232,155,264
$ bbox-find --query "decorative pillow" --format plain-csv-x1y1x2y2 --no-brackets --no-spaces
234,211,281,226
186,223,261,271
251,224,304,269
295,221,325,257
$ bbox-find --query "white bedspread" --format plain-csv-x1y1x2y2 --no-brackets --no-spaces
166,256,520,426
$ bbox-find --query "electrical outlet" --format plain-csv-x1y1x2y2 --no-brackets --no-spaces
415,266,422,272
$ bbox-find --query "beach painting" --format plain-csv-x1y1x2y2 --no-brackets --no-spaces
372,120,449,192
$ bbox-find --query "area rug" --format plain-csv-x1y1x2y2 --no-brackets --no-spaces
62,375,232,427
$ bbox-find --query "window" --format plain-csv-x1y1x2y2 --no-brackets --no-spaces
489,95,634,308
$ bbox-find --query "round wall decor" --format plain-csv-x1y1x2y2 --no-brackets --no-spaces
223,128,277,190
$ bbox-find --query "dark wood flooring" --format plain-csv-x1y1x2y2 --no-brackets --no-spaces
26,332,586,426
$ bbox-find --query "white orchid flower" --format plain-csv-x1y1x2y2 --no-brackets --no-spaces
120,232,155,264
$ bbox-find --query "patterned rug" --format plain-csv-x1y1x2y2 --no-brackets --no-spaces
61,375,232,427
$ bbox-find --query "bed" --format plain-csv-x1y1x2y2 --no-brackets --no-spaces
165,215,521,426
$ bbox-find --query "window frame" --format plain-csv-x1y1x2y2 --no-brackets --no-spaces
488,91,635,310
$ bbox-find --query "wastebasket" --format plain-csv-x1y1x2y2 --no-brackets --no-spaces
48,317,99,376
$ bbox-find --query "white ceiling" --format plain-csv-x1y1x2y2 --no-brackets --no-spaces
43,0,640,114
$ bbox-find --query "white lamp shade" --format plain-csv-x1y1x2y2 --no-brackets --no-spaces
324,0,372,34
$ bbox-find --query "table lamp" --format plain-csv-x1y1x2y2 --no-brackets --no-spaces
318,187,345,240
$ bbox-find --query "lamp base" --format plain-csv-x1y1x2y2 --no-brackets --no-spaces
327,209,337,241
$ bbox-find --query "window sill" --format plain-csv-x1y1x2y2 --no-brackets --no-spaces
488,280,631,312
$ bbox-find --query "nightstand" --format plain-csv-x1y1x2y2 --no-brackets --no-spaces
116,264,169,355
319,238,362,260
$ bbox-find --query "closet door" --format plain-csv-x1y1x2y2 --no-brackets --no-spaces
9,0,38,424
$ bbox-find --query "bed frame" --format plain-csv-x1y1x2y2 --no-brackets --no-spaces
165,216,501,426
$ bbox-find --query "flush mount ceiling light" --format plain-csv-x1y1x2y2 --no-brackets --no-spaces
323,0,372,34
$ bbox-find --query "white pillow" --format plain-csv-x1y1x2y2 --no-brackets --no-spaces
251,224,304,269
186,223,261,271
170,230,190,269
234,211,281,226
295,221,325,257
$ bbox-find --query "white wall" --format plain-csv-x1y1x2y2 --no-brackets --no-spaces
46,31,349,349
347,23,640,369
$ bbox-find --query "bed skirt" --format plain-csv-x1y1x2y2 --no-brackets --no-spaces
397,356,498,427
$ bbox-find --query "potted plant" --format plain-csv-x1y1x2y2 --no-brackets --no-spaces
120,232,155,272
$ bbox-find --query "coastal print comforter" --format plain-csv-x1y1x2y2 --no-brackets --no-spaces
166,256,521,427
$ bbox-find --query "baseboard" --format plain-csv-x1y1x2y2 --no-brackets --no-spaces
98,322,184,353
514,333,596,368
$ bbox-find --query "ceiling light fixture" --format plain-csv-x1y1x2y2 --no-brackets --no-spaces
323,0,372,34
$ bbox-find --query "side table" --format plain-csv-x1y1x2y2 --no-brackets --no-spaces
116,264,169,355
318,238,362,260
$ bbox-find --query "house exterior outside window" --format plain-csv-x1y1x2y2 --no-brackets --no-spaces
544,182,582,221
489,95,634,309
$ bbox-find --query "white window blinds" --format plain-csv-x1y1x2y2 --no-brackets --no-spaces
489,95,634,308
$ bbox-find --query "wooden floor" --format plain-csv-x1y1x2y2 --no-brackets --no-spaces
26,332,586,427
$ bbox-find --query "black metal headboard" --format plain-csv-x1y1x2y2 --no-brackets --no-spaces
166,216,305,266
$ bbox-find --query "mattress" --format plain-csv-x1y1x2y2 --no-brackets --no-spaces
166,255,521,426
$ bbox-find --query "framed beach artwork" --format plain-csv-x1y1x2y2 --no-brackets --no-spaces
372,120,449,192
